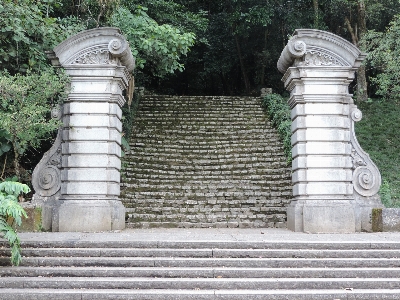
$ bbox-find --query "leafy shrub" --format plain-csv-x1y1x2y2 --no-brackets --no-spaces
365,14,400,101
0,68,69,178
0,180,29,266
262,93,292,163
380,180,394,208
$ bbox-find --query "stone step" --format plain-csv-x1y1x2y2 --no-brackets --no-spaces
2,234,400,298
122,179,291,185
4,240,400,250
2,266,400,278
4,248,400,258
2,277,400,290
2,288,400,300
122,95,291,227
5,257,400,268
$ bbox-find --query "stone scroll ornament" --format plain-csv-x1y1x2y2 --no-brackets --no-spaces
31,105,63,204
350,105,382,199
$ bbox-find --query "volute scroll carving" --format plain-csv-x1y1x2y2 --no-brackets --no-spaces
32,105,63,204
277,39,307,73
349,105,381,198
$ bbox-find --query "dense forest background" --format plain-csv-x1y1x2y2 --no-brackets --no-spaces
0,0,399,203
2,0,400,96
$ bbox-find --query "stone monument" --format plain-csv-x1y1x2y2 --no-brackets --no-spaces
277,29,383,233
32,27,135,232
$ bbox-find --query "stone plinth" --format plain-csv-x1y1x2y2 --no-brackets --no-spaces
32,28,134,232
277,29,382,233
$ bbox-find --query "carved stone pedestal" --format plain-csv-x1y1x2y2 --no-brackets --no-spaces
32,28,134,232
277,29,382,233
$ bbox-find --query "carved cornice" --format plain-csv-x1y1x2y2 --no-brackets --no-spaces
277,29,365,74
51,28,135,72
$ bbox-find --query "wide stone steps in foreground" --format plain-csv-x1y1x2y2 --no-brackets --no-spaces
1,230,400,299
122,96,292,228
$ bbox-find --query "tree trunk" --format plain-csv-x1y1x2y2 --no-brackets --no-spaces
234,36,250,94
356,0,368,102
344,16,358,45
13,145,20,179
313,0,319,28
344,0,368,102
260,29,269,87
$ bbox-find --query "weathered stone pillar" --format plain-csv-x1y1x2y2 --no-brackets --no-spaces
32,28,134,232
277,29,382,233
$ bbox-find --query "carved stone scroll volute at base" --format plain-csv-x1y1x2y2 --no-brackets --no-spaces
32,105,63,205
349,104,383,207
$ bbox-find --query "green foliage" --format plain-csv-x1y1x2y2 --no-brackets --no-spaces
0,0,85,73
262,93,292,163
0,129,11,157
0,68,69,176
110,6,196,77
380,180,394,208
224,1,274,35
355,99,400,207
121,92,141,144
121,0,208,38
365,14,400,101
0,180,29,266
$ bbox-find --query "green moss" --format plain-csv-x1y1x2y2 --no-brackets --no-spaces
371,208,383,232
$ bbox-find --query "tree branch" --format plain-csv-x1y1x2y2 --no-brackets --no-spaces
345,16,358,46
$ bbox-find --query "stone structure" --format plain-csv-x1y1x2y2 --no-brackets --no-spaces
277,29,382,233
122,96,292,228
32,27,135,232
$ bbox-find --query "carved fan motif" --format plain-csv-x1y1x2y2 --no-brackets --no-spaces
72,49,116,65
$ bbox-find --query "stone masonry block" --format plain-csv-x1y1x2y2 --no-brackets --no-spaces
61,168,120,182
292,116,350,131
62,155,121,169
291,103,349,119
64,115,122,131
63,128,121,142
291,129,350,145
293,182,353,196
64,102,110,115
64,102,122,119
292,142,351,157
292,156,352,170
70,80,123,94
57,200,124,232
62,141,121,156
303,83,347,94
293,169,352,183
303,202,356,233
61,181,120,196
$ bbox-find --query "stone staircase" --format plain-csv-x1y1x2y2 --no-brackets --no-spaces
121,96,292,228
1,235,400,299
